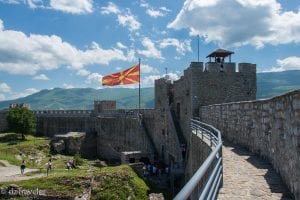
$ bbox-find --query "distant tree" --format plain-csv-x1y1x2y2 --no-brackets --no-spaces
6,106,36,140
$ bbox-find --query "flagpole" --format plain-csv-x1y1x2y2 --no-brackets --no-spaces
139,58,141,111
197,34,200,62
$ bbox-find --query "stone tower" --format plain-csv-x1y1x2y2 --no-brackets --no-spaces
155,49,257,140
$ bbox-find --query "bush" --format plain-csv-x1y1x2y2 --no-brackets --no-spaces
74,153,83,166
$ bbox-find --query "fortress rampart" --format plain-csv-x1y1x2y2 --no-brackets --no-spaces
200,89,300,199
165,61,256,142
1,49,298,198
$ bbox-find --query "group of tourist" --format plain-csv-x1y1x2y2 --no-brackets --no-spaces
142,163,169,179
66,159,76,170
20,157,76,176
20,158,52,176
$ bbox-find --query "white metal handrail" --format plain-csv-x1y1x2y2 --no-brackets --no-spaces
174,119,223,200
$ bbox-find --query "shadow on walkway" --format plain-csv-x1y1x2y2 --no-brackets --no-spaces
223,140,294,200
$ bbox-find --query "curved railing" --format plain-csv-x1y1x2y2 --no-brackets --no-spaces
174,119,223,200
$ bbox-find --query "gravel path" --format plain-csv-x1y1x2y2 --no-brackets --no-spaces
0,160,43,182
217,141,293,200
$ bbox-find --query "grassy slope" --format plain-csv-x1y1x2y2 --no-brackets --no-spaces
0,133,50,168
0,133,150,200
0,166,149,200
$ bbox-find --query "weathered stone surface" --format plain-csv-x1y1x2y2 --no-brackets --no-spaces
201,90,300,199
50,139,65,154
96,116,155,162
149,193,164,200
218,141,293,200
52,132,86,155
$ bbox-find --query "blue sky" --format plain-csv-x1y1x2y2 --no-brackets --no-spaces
0,0,300,100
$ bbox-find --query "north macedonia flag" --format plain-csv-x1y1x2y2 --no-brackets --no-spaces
102,64,140,86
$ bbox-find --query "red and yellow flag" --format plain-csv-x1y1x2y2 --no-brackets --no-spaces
102,64,140,86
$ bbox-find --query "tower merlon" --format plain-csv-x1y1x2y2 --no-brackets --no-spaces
238,63,256,73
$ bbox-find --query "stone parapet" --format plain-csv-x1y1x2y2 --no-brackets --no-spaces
200,89,300,199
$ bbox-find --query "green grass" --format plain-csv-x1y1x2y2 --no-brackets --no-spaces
0,165,150,199
0,133,91,169
92,165,150,200
0,169,91,197
0,133,50,168
0,133,151,199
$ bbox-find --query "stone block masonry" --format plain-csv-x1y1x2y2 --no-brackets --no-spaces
96,116,155,162
201,89,300,199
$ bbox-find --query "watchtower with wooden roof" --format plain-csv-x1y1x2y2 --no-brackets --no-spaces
206,49,234,63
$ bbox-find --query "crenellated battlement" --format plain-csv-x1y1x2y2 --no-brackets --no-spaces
186,61,256,74
34,109,93,116
238,63,256,73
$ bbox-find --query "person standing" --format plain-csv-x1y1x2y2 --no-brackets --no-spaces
20,160,26,175
46,158,52,176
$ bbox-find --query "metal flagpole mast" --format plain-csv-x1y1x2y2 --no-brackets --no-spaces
139,58,141,111
197,34,200,62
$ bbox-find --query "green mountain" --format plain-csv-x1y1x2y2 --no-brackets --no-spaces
257,70,300,99
0,88,154,110
1,70,300,110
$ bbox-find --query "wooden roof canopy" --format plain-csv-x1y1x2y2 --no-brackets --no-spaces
206,49,234,58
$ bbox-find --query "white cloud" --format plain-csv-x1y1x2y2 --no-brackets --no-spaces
10,88,39,99
27,0,44,9
159,38,192,55
0,82,11,93
0,93,5,101
62,83,74,89
265,56,300,72
0,84,39,100
0,0,20,4
146,9,164,18
159,7,171,12
140,1,170,18
85,72,103,85
140,0,149,8
101,2,141,32
77,69,90,76
117,13,141,31
0,82,11,101
116,42,127,49
0,0,93,14
33,74,49,80
50,0,93,14
167,72,180,81
137,37,163,59
141,64,159,74
168,0,300,48
0,19,127,75
126,49,136,62
143,72,179,87
143,75,161,86
100,2,120,14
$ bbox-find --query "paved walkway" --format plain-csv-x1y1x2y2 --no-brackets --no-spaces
0,160,43,182
217,141,293,200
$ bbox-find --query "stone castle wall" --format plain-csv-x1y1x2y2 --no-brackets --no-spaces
141,109,183,165
36,115,93,137
96,116,155,162
185,133,213,200
200,90,300,199
34,107,183,165
170,62,256,142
